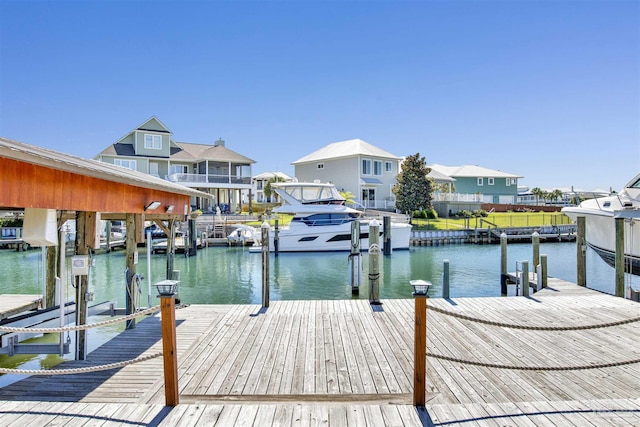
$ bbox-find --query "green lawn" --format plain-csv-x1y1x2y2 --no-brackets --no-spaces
411,212,573,230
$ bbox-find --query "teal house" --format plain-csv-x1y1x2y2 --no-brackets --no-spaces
429,164,522,204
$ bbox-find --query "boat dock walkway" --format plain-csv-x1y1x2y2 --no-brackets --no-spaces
0,280,638,425
0,294,42,320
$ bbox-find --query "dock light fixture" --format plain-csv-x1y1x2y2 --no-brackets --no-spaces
155,280,179,297
165,205,175,213
145,201,162,211
410,279,431,297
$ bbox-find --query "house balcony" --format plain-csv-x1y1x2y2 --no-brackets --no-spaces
166,173,252,189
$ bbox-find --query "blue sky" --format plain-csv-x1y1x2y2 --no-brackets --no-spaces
1,0,638,192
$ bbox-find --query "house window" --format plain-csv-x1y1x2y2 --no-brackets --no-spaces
488,178,494,186
257,181,264,190
477,177,484,186
373,160,383,176
317,163,324,169
385,161,392,172
511,178,517,185
506,178,511,186
362,159,371,175
144,134,162,150
114,159,137,171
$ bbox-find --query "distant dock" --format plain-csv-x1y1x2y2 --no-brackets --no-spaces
0,278,637,425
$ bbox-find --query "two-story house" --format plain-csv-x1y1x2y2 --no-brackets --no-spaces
292,139,402,210
252,171,295,203
95,117,255,213
429,164,522,204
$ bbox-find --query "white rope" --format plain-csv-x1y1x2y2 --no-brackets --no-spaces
0,352,162,375
0,305,160,334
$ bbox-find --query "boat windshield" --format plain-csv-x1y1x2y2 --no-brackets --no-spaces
293,213,360,226
281,185,345,205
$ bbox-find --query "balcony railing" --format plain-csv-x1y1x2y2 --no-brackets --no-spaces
432,193,484,202
166,173,252,185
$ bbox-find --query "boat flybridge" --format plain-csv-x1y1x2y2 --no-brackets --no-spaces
252,182,412,252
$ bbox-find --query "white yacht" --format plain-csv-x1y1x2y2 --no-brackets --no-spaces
562,173,640,275
254,182,412,252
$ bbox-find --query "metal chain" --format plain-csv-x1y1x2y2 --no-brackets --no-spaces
0,305,161,334
0,352,162,375
427,352,640,371
427,304,640,331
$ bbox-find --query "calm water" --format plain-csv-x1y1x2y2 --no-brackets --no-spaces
0,241,628,305
0,241,634,385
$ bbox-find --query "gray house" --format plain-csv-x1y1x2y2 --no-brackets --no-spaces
292,139,402,210
96,117,255,213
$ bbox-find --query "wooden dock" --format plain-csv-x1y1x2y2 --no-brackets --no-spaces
0,294,42,320
0,280,638,425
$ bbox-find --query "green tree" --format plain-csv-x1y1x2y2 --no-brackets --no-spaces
392,153,433,214
339,191,356,205
531,187,543,205
263,175,286,202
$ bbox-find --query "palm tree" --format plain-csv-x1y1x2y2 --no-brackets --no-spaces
531,187,543,205
263,175,286,202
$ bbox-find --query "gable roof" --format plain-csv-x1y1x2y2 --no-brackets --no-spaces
253,171,294,181
292,138,402,164
430,164,523,179
114,116,173,145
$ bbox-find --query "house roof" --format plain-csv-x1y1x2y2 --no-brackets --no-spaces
426,168,456,183
253,171,294,181
173,142,255,164
429,164,523,179
0,137,207,198
292,138,402,164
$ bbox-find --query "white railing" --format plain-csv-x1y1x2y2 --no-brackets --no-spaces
166,173,251,185
432,193,484,202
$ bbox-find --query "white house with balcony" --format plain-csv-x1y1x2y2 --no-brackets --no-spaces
95,116,255,213
252,171,295,203
292,138,402,210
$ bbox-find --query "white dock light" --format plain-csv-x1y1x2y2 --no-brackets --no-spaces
145,201,162,211
155,280,179,297
410,279,431,297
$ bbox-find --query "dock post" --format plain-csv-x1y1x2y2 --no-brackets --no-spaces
274,219,279,257
541,254,548,288
412,287,427,407
160,292,179,406
349,220,361,294
105,220,111,253
615,217,625,297
577,216,586,286
125,213,138,329
368,220,381,304
522,261,530,297
532,231,540,271
500,233,508,296
261,221,270,308
383,216,391,255
442,259,450,299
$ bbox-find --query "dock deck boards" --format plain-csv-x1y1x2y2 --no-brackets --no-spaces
0,294,42,320
0,278,638,425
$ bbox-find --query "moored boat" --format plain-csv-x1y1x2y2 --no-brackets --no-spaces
253,182,412,252
562,174,640,275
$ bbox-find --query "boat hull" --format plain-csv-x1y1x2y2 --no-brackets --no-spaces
563,203,640,275
262,221,412,252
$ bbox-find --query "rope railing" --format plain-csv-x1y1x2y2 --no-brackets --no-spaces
423,304,640,371
427,304,640,331
0,352,162,375
0,305,160,334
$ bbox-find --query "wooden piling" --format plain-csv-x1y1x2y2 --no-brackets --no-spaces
261,222,270,308
577,216,586,286
442,259,450,299
274,219,279,256
500,233,508,296
541,254,548,288
522,261,529,297
75,211,89,360
532,231,540,271
125,213,137,329
160,295,179,406
369,221,381,304
615,217,625,297
413,295,426,407
383,216,391,256
349,220,361,294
